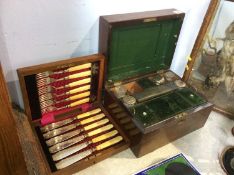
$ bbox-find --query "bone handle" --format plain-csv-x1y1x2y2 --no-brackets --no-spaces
67,63,91,72
69,97,90,107
83,118,109,131
79,113,105,125
67,77,91,88
68,91,90,101
92,130,118,143
96,136,123,150
87,124,113,137
76,108,101,119
69,85,90,94
68,70,91,79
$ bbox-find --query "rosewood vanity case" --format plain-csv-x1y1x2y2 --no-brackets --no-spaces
99,9,213,157
16,9,213,174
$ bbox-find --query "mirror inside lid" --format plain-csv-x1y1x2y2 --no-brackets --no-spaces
100,9,185,82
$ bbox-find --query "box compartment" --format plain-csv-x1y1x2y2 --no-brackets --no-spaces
99,9,213,157
17,54,129,174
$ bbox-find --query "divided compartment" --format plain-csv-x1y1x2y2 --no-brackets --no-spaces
110,70,180,100
17,54,129,174
129,88,207,129
100,9,213,157
107,70,208,133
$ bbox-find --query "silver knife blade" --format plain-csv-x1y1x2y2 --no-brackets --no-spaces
52,141,91,161
46,129,82,146
43,123,78,139
41,117,75,133
55,148,93,169
49,135,86,153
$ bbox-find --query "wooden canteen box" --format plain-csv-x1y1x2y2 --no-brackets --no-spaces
99,9,213,157
17,54,129,174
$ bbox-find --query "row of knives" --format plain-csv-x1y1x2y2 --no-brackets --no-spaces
40,107,123,169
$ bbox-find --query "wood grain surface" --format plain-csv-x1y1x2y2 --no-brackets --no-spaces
0,64,28,175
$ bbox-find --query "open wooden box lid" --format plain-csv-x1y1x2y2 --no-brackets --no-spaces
17,54,131,174
17,54,105,122
99,9,185,83
98,9,214,134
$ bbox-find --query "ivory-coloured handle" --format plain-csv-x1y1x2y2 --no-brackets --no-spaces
76,108,101,119
69,85,90,94
80,113,105,125
68,70,91,79
68,77,91,88
68,91,90,101
96,136,123,150
67,63,91,72
87,124,113,137
92,130,118,143
69,97,90,107
84,118,109,131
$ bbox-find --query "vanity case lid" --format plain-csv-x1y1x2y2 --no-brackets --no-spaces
99,9,185,82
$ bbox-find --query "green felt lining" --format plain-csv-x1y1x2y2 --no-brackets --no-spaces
129,88,206,127
108,18,183,82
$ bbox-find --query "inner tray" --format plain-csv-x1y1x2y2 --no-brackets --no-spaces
129,88,206,128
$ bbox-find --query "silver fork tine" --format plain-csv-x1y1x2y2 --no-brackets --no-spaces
37,78,51,87
36,72,50,80
38,86,53,95
40,100,54,108
39,94,53,102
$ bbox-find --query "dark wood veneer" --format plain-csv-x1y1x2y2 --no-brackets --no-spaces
99,9,213,157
